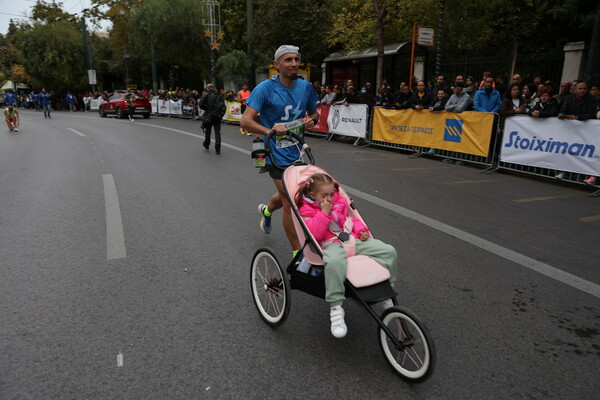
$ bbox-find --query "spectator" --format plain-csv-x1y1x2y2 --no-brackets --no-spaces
444,81,471,113
313,81,321,95
557,81,596,121
429,89,449,111
530,86,559,118
533,76,542,87
332,86,345,104
358,85,375,108
510,73,523,87
374,86,394,108
570,80,579,93
455,75,465,84
554,80,572,105
319,85,327,100
409,81,433,110
479,71,494,89
430,75,452,97
474,76,502,113
365,82,374,95
495,76,507,97
500,84,527,119
343,85,360,106
522,84,539,113
394,85,412,109
464,76,477,100
320,85,336,105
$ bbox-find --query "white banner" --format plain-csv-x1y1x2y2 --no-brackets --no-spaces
151,97,158,113
169,99,182,115
157,99,170,115
90,98,100,110
326,104,368,138
501,116,600,176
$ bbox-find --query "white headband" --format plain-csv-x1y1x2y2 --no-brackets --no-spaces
274,45,300,61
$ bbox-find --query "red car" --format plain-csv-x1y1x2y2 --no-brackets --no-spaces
99,91,151,119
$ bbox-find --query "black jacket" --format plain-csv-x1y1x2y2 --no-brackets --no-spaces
559,93,597,120
410,91,433,109
199,90,226,121
530,98,560,118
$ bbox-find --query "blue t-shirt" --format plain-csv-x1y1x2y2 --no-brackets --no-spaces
31,93,40,102
247,77,318,166
5,92,15,106
66,94,75,104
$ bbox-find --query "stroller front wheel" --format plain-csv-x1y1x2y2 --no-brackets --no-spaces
250,248,291,327
378,306,436,381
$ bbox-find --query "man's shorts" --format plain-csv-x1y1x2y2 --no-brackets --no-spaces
260,164,286,180
5,117,16,124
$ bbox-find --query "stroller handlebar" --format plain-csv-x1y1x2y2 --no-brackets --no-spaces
264,130,315,169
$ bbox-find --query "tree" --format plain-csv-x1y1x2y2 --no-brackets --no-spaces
14,21,87,89
216,49,250,86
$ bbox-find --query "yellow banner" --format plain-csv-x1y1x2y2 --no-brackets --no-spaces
225,101,242,122
372,108,495,157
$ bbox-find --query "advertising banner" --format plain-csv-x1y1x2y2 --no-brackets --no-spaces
502,117,600,176
326,104,368,138
90,98,100,110
157,99,170,115
224,101,242,122
311,104,330,133
182,104,194,118
150,97,158,113
169,99,182,115
372,108,495,157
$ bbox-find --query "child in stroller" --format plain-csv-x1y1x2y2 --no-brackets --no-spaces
296,172,398,338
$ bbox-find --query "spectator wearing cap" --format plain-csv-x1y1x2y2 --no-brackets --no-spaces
444,81,471,113
474,76,502,113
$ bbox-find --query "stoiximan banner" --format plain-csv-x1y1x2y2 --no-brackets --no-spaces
372,108,496,157
502,116,600,176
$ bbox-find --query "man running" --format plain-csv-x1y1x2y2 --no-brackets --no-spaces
4,105,20,132
241,45,319,257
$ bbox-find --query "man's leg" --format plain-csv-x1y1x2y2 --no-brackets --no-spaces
273,179,300,250
214,121,221,153
202,123,212,150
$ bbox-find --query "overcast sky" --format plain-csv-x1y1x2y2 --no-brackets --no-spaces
0,0,111,35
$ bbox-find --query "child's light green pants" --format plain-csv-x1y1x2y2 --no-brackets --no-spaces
322,238,397,307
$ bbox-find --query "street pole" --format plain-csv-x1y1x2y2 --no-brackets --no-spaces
435,0,445,77
202,1,223,86
151,43,158,93
81,16,96,92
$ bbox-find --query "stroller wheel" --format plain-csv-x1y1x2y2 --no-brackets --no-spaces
378,306,436,381
250,248,291,327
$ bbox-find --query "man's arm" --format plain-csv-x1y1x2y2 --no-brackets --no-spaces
240,106,273,135
455,94,471,113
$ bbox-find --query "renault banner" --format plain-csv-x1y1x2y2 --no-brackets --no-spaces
372,108,495,157
502,117,600,176
327,104,368,138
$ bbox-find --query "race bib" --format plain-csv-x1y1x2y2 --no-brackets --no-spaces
275,119,304,149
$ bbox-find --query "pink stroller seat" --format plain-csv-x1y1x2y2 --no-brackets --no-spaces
283,164,391,288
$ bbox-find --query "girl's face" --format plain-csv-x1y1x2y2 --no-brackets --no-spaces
511,86,520,98
540,93,551,103
310,182,335,204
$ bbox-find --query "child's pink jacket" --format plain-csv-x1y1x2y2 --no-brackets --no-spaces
298,191,368,246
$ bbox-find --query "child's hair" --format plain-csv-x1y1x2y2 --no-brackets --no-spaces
295,173,339,207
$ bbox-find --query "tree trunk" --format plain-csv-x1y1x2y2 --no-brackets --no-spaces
375,0,387,89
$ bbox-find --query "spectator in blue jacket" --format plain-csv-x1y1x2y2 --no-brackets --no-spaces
474,76,502,113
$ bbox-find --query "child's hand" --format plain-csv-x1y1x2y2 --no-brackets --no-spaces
320,198,332,214
359,230,369,241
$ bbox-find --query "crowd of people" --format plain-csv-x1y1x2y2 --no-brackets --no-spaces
308,73,600,123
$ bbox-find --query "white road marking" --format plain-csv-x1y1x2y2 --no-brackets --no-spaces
117,352,124,367
102,174,127,260
67,128,86,137
127,122,600,299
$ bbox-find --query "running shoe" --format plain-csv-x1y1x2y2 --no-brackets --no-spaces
330,306,347,338
14,129,18,132
583,176,596,185
258,204,271,234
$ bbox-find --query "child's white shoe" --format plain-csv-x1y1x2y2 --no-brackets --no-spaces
330,306,347,338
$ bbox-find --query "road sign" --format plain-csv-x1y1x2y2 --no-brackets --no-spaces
417,26,435,46
88,70,97,85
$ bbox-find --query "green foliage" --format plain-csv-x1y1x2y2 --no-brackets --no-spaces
252,0,333,65
14,21,87,89
216,49,250,84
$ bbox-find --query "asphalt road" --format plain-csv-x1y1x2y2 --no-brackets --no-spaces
1,109,598,400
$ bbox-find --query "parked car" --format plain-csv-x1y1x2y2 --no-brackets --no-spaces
99,91,151,119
